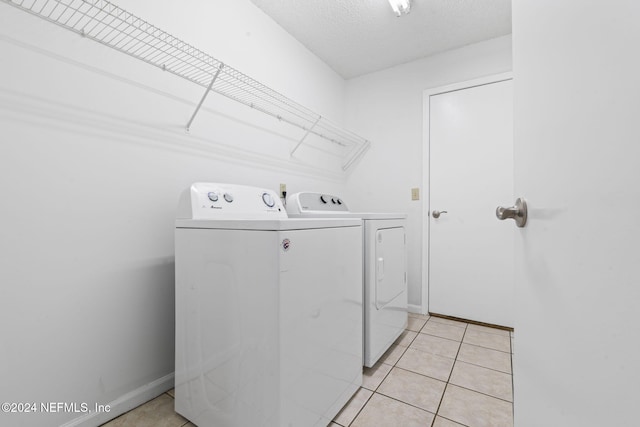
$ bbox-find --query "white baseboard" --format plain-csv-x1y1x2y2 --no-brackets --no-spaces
408,303,427,315
60,373,174,427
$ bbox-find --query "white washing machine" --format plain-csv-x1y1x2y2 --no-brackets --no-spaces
174,183,363,427
287,192,407,368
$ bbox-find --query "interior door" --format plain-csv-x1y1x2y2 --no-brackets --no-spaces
429,78,514,327
513,2,640,425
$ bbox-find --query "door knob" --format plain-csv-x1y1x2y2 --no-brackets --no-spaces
432,210,448,219
496,197,527,227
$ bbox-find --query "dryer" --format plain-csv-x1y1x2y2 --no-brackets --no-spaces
175,183,363,427
287,192,407,368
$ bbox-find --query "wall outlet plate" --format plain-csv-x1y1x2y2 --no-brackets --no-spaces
280,183,287,198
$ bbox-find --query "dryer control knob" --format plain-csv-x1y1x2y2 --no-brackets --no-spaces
262,192,275,207
320,195,328,204
224,193,234,203
207,192,219,202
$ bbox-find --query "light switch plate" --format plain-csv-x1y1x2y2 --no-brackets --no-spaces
280,183,287,198
411,187,420,201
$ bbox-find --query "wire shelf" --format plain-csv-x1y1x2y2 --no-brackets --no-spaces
2,0,370,171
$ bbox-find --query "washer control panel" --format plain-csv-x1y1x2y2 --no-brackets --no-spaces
286,192,350,214
178,183,287,219
262,192,276,207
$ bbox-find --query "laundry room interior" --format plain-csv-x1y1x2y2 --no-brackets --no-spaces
2,1,639,427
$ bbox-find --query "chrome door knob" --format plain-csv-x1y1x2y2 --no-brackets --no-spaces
496,197,527,227
432,210,448,219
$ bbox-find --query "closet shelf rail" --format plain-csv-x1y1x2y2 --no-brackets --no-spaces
2,0,370,171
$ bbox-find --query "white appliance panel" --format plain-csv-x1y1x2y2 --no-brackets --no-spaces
286,192,408,369
175,184,363,427
375,227,406,309
175,217,360,231
175,228,280,427
176,182,287,220
286,192,349,214
364,219,408,367
279,226,363,426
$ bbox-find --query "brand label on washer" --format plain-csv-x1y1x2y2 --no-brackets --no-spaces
281,238,291,251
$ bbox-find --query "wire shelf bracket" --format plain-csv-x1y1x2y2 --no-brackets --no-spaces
290,115,321,157
1,0,372,171
186,63,224,132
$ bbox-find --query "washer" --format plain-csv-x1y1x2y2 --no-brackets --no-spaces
287,192,408,368
175,183,363,427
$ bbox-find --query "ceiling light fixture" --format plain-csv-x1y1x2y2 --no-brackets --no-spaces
388,0,411,17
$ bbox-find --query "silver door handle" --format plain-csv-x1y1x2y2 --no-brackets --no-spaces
432,210,448,218
496,197,527,227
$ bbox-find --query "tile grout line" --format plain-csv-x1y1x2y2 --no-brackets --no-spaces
343,332,412,426
345,330,414,427
392,364,448,383
444,383,514,405
353,320,441,427
369,391,438,422
459,337,511,354
391,361,514,406
448,327,515,404
454,357,513,375
418,330,467,343
511,331,515,420
342,390,374,427
429,316,469,329
379,320,449,424
431,322,468,426
437,414,472,427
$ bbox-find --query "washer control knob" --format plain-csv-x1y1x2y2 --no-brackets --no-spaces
223,193,234,203
262,192,275,207
336,198,342,205
320,195,328,204
331,198,337,204
207,192,219,202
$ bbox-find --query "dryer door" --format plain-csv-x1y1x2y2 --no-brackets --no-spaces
375,227,406,309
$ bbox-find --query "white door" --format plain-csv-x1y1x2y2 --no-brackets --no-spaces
513,2,640,426
428,77,514,327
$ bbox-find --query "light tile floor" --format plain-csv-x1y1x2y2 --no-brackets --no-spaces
101,314,514,427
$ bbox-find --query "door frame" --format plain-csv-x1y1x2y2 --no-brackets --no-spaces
420,72,513,315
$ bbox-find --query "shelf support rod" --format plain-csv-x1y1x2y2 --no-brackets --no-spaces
342,140,370,171
186,63,224,132
290,115,322,156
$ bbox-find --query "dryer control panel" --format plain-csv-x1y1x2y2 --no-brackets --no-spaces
286,192,350,214
177,183,287,220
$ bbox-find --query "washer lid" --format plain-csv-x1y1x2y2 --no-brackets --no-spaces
175,217,361,230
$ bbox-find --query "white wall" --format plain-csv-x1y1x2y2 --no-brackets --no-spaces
0,1,349,426
344,36,513,311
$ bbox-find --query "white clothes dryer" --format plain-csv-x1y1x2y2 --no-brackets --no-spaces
175,183,363,427
286,192,408,368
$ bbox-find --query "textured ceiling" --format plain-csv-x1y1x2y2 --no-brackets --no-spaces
250,0,512,79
